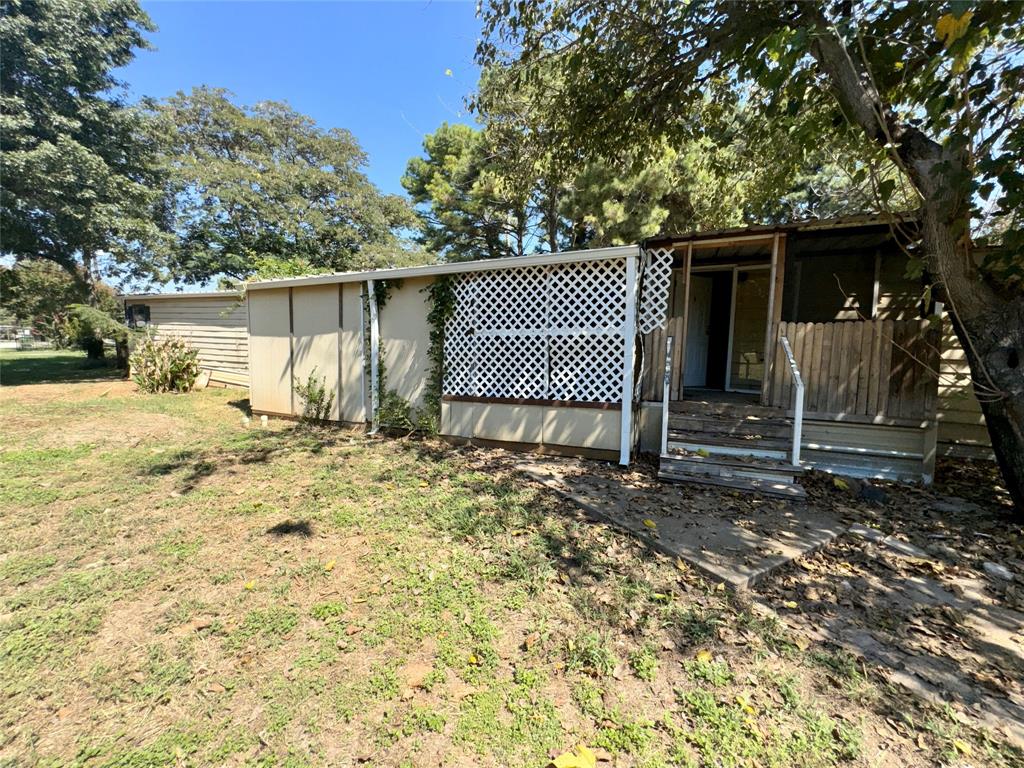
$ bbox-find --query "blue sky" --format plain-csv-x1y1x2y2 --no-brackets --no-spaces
119,1,482,196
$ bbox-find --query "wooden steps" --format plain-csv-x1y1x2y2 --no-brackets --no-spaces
659,451,806,498
659,402,805,498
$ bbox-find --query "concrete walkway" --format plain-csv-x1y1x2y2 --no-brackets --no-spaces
518,457,844,591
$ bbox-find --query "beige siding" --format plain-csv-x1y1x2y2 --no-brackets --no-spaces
291,284,341,421
130,296,249,384
247,289,292,415
937,315,992,456
339,282,367,423
378,277,433,410
441,400,620,453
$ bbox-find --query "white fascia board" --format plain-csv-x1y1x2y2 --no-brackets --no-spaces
244,245,642,292
120,291,244,301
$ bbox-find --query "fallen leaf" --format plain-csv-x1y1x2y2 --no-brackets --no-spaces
952,738,973,756
735,693,756,715
524,632,541,650
549,745,597,768
324,559,336,572
244,581,255,591
695,649,713,663
642,519,657,530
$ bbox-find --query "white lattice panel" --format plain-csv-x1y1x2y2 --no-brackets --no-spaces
443,257,630,403
638,247,673,334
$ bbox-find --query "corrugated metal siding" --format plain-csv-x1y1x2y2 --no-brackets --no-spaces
938,315,992,457
134,296,249,385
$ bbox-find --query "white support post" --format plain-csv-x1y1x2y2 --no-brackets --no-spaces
660,335,673,456
367,279,380,433
619,252,639,465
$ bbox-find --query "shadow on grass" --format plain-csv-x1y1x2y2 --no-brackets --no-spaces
266,519,313,537
0,349,122,386
139,424,345,493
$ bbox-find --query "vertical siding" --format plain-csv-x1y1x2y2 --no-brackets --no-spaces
135,296,249,384
247,289,293,415
937,314,992,456
339,282,366,423
378,277,433,410
291,284,341,420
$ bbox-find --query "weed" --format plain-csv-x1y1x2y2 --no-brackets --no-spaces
628,644,659,682
565,631,618,677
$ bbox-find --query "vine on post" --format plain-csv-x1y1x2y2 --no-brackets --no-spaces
420,275,457,433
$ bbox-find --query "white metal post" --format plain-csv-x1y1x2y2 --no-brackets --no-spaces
367,279,380,433
781,336,804,466
661,335,673,456
619,252,639,465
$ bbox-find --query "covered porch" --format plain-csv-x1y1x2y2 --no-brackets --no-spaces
639,217,941,490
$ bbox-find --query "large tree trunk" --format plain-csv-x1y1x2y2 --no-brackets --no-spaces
807,16,1024,508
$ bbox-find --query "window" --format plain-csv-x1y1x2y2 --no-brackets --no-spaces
127,304,150,328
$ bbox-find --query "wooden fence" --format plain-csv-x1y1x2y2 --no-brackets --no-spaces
641,318,940,423
765,319,939,421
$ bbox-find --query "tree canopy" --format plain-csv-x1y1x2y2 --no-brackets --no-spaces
0,0,168,288
152,87,418,282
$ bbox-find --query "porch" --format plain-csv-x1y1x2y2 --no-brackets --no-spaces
639,220,941,491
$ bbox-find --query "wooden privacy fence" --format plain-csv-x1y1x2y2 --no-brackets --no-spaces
640,317,685,401
765,319,940,421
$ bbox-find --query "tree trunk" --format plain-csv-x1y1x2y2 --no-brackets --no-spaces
806,19,1024,509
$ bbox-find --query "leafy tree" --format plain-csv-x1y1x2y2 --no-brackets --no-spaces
0,259,89,327
480,0,1024,507
152,87,417,282
0,0,169,290
402,122,533,261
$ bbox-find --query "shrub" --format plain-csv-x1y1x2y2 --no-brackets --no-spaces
130,334,201,393
294,367,335,424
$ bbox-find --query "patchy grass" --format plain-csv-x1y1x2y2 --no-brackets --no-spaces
0,350,1020,766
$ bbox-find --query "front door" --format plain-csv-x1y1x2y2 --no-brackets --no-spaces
684,275,713,387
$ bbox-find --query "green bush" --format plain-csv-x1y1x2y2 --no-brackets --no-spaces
129,335,201,393
294,367,335,424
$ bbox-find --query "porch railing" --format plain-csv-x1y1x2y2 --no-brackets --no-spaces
780,336,804,466
660,336,674,455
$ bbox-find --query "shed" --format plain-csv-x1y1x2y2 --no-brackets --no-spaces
121,292,249,387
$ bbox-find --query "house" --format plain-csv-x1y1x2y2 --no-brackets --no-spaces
121,291,249,387
235,214,991,495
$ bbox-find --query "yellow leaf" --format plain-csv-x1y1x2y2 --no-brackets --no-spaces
468,654,478,665
549,745,597,768
642,519,658,529
696,649,713,663
783,600,799,610
935,11,973,47
952,738,973,756
735,693,756,715
832,477,849,491
325,559,336,572
244,581,255,591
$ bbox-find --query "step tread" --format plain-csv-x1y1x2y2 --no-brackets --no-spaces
663,451,805,475
658,469,807,498
668,431,791,449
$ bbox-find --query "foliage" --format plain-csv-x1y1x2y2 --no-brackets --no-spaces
129,334,200,393
67,298,132,360
0,0,169,285
151,87,418,282
0,260,89,328
294,367,336,425
402,122,531,262
420,276,457,433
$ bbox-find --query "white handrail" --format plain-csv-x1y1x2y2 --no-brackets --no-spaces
661,336,674,456
780,336,804,466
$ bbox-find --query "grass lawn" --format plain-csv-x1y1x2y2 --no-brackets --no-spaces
0,349,1019,767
